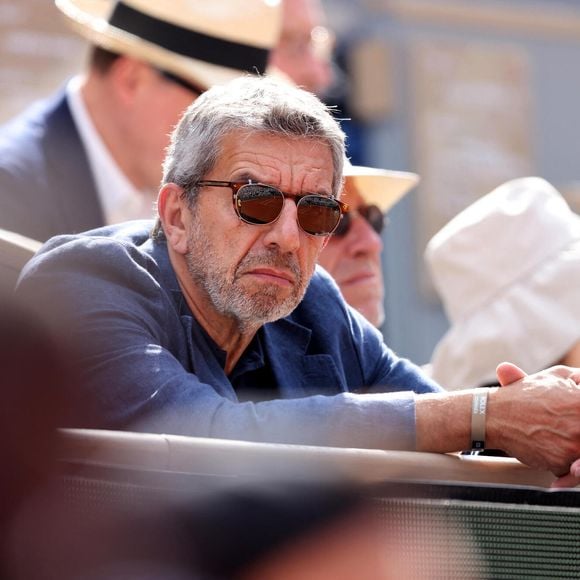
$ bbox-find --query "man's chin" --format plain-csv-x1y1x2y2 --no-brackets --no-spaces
239,296,302,326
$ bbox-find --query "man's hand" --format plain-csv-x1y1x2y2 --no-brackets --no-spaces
492,362,580,487
496,361,526,386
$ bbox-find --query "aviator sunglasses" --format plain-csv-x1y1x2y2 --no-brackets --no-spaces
196,180,349,236
331,204,384,237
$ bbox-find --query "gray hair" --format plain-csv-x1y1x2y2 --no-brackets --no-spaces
156,75,345,234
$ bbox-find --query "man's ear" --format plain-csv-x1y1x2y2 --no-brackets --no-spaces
109,56,152,105
157,183,189,254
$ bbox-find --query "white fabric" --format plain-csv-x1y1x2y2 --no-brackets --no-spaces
425,177,580,390
67,77,157,224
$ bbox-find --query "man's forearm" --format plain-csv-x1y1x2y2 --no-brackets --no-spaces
416,366,580,482
416,387,511,454
415,389,475,453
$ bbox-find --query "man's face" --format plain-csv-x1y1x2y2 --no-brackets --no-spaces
183,132,333,332
317,180,385,327
125,68,198,191
270,0,333,95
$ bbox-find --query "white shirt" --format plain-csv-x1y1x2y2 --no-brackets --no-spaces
66,76,157,224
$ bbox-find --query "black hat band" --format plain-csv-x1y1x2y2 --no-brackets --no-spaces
110,2,269,75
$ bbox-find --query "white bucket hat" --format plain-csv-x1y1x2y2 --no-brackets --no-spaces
55,0,282,89
426,176,580,390
343,160,419,213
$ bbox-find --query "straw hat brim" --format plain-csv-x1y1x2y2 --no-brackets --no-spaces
55,0,281,90
344,166,419,213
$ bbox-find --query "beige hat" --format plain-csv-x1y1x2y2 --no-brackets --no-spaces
426,177,580,390
343,161,419,213
55,0,282,89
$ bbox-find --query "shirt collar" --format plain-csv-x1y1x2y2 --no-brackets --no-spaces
66,76,156,224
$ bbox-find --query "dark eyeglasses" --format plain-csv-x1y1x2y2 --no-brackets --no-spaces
332,204,384,237
196,180,349,237
157,69,205,95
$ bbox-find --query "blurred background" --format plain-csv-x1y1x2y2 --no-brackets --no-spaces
3,0,580,365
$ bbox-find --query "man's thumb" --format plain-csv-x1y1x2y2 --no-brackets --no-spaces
496,362,527,386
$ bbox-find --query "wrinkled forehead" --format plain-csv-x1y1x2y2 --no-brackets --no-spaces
212,130,336,192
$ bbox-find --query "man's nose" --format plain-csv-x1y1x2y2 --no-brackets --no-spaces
346,214,384,256
262,199,301,252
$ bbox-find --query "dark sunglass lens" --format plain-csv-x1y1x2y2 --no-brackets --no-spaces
332,213,350,237
297,195,341,235
360,205,384,234
237,185,284,225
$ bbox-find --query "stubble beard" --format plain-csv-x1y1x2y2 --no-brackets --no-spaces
185,226,312,334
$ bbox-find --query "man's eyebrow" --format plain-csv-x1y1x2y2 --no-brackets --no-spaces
231,172,334,198
233,171,261,183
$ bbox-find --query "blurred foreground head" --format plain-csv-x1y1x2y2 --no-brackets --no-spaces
178,479,482,579
0,296,82,561
0,298,79,498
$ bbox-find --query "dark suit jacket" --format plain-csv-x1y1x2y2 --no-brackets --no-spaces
0,90,105,242
17,221,442,448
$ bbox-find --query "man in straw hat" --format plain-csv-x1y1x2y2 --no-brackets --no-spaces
426,176,580,391
18,76,580,487
319,161,419,327
0,0,282,242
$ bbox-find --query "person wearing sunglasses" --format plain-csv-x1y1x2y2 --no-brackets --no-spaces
17,76,580,487
318,162,419,327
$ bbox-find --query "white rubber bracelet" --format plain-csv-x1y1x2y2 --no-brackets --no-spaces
471,390,488,450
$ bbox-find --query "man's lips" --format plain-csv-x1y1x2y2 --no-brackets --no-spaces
245,267,296,286
339,270,379,287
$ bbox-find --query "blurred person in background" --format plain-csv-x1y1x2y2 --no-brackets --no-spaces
270,0,334,96
0,0,281,242
183,481,392,580
426,176,580,391
319,161,419,327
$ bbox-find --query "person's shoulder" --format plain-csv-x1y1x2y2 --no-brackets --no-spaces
23,220,157,276
41,219,154,253
0,91,65,141
0,91,67,173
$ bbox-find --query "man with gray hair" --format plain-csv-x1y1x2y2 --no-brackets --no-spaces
18,76,580,487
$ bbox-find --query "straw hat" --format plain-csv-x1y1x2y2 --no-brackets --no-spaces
426,177,580,390
343,161,419,213
55,0,282,89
